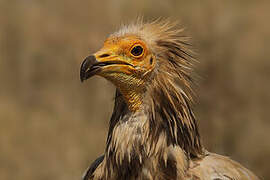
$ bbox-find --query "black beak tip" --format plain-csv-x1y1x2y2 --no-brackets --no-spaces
80,55,98,83
80,74,85,83
80,62,87,83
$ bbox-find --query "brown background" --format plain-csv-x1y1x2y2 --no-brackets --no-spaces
0,0,269,179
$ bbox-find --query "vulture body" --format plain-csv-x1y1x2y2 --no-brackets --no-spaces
80,19,260,180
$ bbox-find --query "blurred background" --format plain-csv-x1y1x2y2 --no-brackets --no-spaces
0,0,269,179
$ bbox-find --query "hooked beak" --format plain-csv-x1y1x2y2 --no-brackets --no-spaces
80,55,101,82
80,55,134,82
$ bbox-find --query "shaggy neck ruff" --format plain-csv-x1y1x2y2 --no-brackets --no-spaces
99,85,204,179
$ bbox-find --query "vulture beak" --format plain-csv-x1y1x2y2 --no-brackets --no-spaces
80,50,136,82
80,54,135,82
80,55,101,82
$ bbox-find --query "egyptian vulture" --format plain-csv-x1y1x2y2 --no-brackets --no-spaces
80,19,260,180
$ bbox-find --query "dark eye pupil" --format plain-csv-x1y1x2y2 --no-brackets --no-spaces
131,46,143,56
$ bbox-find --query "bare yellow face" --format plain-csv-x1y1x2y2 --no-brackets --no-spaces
80,35,155,84
80,35,156,111
95,35,154,77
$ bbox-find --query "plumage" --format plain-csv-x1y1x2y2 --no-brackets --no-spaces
80,19,260,180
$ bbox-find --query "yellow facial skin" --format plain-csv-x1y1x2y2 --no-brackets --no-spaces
94,35,155,78
90,35,156,111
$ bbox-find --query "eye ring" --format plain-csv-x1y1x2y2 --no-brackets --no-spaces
130,45,144,57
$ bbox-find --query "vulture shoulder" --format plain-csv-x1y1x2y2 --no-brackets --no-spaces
82,155,104,180
189,152,260,180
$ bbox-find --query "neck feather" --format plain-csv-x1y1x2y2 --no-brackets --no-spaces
99,87,204,179
106,85,203,158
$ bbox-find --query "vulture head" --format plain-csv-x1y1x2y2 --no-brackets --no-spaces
81,20,194,112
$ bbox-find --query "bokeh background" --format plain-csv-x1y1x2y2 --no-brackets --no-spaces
1,0,269,179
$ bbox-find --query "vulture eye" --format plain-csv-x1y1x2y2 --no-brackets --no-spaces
131,45,144,57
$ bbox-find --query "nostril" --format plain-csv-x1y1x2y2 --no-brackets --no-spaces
150,57,153,64
99,54,110,58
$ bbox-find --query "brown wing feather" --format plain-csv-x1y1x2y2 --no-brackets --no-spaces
82,155,104,180
189,152,260,180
